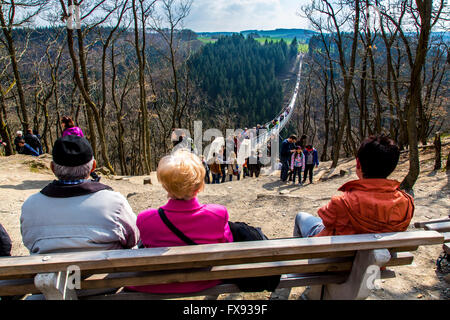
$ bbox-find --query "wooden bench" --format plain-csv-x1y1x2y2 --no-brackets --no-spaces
415,216,450,256
0,231,443,300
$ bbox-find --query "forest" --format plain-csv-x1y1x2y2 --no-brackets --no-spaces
0,0,448,191
189,34,298,127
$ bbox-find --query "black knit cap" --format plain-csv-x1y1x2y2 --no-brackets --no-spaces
52,135,93,167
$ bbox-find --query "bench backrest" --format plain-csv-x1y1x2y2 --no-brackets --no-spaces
0,231,443,279
0,231,443,296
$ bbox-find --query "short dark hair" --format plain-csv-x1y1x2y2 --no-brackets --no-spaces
289,135,297,141
61,116,75,129
357,135,400,179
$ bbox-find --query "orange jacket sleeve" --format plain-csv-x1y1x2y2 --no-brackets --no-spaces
316,196,345,236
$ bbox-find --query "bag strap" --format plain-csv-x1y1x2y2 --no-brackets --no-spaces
158,208,197,245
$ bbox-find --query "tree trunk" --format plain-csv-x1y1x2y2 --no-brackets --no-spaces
400,0,433,192
0,91,14,155
0,7,29,131
132,0,151,174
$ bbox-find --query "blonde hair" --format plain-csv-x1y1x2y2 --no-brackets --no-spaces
157,149,205,200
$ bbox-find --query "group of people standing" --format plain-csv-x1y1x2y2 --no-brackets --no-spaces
202,148,263,185
280,134,319,185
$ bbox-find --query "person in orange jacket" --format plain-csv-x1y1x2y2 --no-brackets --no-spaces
293,135,414,238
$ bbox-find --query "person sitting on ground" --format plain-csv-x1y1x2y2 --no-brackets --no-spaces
17,139,39,157
24,129,42,155
61,116,84,138
0,223,12,257
33,130,44,155
14,131,23,152
293,135,414,238
128,149,233,294
291,146,305,185
0,139,7,155
302,144,319,184
21,135,139,254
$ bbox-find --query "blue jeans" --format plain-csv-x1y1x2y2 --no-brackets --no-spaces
280,158,290,181
292,166,302,184
293,212,325,238
212,173,220,184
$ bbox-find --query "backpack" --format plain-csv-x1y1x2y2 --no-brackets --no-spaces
0,224,12,257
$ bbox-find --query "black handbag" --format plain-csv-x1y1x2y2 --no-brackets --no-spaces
158,208,280,292
225,221,281,292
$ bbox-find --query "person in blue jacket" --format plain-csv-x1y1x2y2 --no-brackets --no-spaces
302,144,319,184
17,139,39,157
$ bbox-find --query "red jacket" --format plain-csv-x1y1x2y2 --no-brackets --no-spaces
316,179,414,237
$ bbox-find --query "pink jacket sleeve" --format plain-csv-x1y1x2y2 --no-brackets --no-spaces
223,210,234,242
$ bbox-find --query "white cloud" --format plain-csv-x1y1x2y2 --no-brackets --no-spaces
185,0,310,32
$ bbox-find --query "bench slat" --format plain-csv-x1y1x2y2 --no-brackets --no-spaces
78,257,354,290
82,273,350,300
389,246,418,253
0,251,416,297
80,253,416,292
0,231,443,279
424,222,450,233
386,252,414,267
443,233,450,243
414,218,450,229
0,279,39,296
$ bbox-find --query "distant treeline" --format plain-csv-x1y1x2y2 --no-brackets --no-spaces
189,34,298,127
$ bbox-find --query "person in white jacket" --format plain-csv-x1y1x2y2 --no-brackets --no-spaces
21,136,139,255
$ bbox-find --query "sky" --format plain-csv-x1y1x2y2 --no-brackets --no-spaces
183,0,311,33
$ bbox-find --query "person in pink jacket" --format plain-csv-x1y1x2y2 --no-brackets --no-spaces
128,149,234,294
61,116,84,138
290,146,305,185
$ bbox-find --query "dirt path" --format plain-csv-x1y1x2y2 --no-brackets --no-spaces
0,142,449,300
